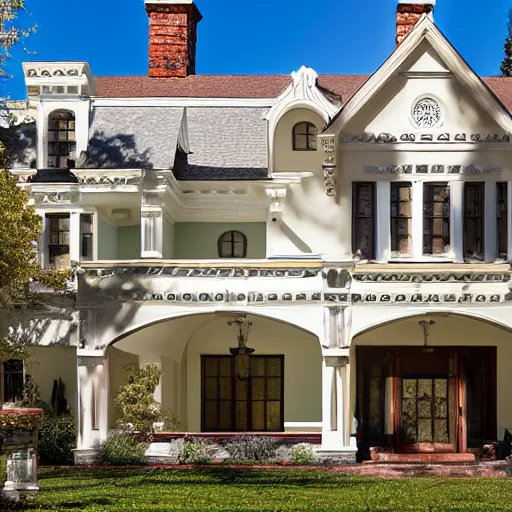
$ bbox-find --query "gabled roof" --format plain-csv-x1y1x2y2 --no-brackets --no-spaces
323,14,512,134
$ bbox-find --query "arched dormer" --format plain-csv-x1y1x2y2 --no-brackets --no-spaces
47,109,76,168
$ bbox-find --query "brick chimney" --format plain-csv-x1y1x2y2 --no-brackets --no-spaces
396,0,435,46
145,0,203,78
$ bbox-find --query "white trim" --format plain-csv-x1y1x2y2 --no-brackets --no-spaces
341,142,512,152
91,97,275,108
411,181,424,258
376,182,391,262
451,181,464,262
484,182,497,262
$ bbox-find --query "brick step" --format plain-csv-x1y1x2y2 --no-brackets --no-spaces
369,452,476,464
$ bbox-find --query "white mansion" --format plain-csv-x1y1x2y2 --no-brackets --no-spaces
3,0,512,463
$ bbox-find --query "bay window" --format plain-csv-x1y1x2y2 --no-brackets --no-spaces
352,182,375,260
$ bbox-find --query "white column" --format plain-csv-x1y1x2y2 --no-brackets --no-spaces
69,211,81,263
77,357,109,451
141,207,163,258
507,182,512,261
376,182,391,262
411,180,424,259
450,181,464,262
484,181,497,262
37,103,45,169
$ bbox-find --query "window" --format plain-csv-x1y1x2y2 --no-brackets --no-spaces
3,360,24,404
292,122,318,151
390,183,412,257
48,110,76,168
218,231,247,258
352,183,375,260
497,183,508,260
47,214,70,269
80,214,94,261
464,183,485,260
423,183,450,255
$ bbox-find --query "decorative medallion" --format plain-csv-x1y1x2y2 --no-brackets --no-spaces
412,98,441,128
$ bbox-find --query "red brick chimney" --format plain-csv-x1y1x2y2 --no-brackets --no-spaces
145,0,203,78
396,0,435,46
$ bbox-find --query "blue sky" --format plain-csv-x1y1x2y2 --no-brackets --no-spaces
2,0,511,99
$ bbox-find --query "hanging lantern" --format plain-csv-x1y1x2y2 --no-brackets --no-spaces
228,316,254,381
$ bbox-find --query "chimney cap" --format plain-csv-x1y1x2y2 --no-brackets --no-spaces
145,0,195,4
398,0,435,4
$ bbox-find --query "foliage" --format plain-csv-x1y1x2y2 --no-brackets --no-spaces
114,366,161,438
0,408,43,431
502,9,512,77
21,373,41,408
290,443,315,465
98,433,148,467
224,435,278,463
495,428,512,460
25,467,512,511
38,414,76,465
177,437,214,465
50,377,68,416
157,408,181,432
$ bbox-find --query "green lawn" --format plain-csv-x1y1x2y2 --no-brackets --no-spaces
20,468,512,512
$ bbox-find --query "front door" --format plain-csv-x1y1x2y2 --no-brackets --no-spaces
201,355,284,432
400,377,454,452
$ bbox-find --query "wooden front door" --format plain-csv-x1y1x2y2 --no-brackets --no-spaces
201,355,284,432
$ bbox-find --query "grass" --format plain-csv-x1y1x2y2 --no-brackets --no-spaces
15,467,512,511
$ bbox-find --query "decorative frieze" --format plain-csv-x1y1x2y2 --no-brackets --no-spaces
351,292,507,304
353,271,510,283
364,165,502,175
341,132,510,144
320,136,337,197
32,191,80,204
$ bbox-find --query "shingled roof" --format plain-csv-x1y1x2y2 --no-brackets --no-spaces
94,75,512,112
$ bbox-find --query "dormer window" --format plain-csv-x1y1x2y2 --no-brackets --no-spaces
218,231,247,258
292,122,318,151
48,110,76,168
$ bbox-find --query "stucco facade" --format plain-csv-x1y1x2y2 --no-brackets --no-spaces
4,0,512,463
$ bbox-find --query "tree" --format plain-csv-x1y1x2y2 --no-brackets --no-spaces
501,9,512,77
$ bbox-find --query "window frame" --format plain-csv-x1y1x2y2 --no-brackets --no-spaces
47,110,76,168
390,182,413,258
423,182,451,256
292,122,318,151
218,231,248,259
46,213,71,270
3,360,24,404
463,182,485,261
352,182,376,260
497,182,508,261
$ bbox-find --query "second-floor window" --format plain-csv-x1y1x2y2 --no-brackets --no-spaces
3,360,24,404
497,182,508,260
464,183,485,261
81,214,94,261
352,182,375,260
48,110,76,168
218,231,247,258
292,122,318,151
390,182,412,257
47,213,70,269
423,183,450,256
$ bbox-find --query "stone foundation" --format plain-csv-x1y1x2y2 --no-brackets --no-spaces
73,449,99,466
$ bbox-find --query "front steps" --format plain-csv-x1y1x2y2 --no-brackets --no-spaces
368,452,476,464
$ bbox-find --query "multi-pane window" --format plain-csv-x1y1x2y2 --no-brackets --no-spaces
390,183,412,257
80,214,94,261
48,110,76,168
423,183,450,255
497,183,508,260
3,360,24,404
464,183,485,260
47,214,70,269
352,182,375,260
292,122,318,151
218,231,247,258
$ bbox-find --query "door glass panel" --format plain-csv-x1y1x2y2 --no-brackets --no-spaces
252,402,265,431
267,358,281,377
220,358,232,377
204,401,218,431
251,358,265,377
267,378,281,401
236,401,247,431
267,401,281,431
219,377,232,399
251,378,265,400
219,401,232,431
204,378,218,400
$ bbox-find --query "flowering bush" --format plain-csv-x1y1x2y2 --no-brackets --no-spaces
0,409,43,432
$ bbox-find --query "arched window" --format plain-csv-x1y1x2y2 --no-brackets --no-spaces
218,231,247,258
48,110,76,168
292,122,318,151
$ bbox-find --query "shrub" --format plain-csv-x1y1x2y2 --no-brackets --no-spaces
38,415,77,465
290,443,315,465
98,432,148,466
178,438,214,465
495,429,512,460
158,408,181,432
224,435,278,463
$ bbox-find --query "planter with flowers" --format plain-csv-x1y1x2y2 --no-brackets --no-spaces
0,407,43,496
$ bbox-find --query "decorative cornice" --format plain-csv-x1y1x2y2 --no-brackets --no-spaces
340,132,510,144
319,135,337,197
363,164,502,175
353,271,510,283
351,292,508,304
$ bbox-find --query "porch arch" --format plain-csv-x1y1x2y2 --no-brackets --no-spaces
107,311,323,433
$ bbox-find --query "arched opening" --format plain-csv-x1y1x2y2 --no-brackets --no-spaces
351,313,509,461
107,312,322,433
47,109,76,168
